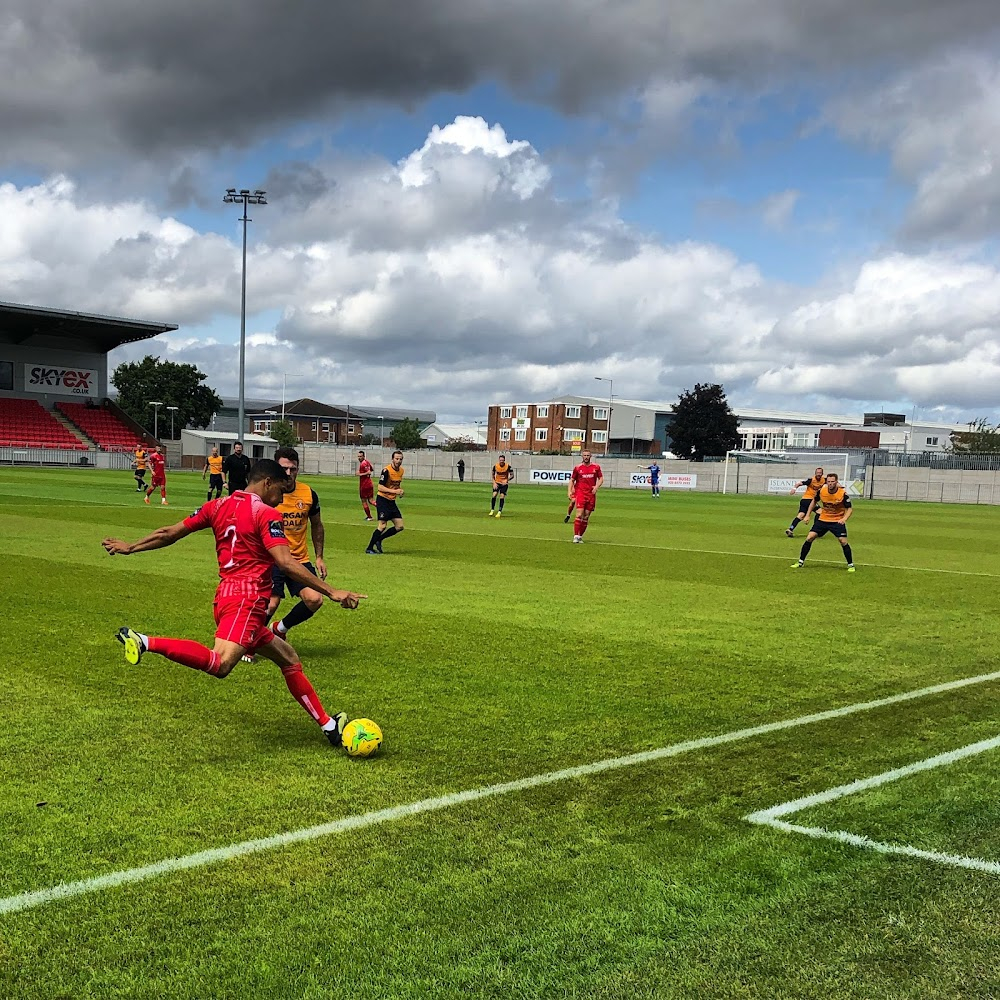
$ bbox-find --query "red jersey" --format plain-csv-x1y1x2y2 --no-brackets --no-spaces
149,452,166,478
358,459,373,481
183,491,289,600
571,462,603,495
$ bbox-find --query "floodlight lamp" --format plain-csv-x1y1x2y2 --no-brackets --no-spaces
240,188,250,195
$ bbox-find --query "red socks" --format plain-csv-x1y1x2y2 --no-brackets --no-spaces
362,500,371,517
574,517,584,536
147,637,222,674
579,519,588,536
280,663,331,726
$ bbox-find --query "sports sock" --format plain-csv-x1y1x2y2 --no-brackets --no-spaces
147,637,222,674
567,501,575,516
799,540,813,561
579,519,589,536
789,518,799,531
367,529,381,550
573,517,584,536
280,663,330,726
277,601,316,633
207,490,213,501
498,498,505,511
842,543,853,564
362,500,371,517
379,526,398,542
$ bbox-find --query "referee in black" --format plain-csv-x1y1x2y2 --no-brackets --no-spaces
222,441,253,495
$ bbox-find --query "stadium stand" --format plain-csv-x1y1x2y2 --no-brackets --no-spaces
57,401,146,452
0,398,88,449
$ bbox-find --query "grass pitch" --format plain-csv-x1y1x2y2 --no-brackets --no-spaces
1,467,1000,999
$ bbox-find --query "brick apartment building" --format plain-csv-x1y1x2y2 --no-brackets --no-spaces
487,401,610,453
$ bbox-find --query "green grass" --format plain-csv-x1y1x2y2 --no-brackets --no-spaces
2,467,1000,999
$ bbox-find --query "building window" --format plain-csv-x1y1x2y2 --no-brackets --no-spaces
565,405,581,418
515,405,528,419
514,427,527,441
322,422,329,431
926,436,939,446
591,430,607,444
500,406,512,418
535,428,548,441
254,421,265,432
499,428,511,441
563,428,584,442
593,407,608,420
536,405,549,418
311,421,318,431
348,423,355,434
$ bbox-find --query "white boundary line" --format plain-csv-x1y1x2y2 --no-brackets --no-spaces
746,735,1000,875
3,670,1000,917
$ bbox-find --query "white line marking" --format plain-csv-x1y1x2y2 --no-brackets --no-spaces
746,734,1000,874
3,669,999,916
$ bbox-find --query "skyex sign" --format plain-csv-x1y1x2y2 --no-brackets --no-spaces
25,364,98,396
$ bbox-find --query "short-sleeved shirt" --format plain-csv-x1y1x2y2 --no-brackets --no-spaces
817,484,851,522
149,452,166,480
492,462,513,485
646,464,660,481
378,463,404,500
134,449,148,471
358,459,373,482
799,473,825,500
571,462,603,496
205,455,223,475
275,479,321,563
183,491,289,600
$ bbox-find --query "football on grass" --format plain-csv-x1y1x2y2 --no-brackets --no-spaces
342,718,383,757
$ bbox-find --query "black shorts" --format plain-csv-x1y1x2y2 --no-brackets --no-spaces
135,468,147,479
811,520,848,538
376,495,402,522
227,481,247,495
271,561,318,599
492,483,509,495
798,497,813,515
209,474,224,489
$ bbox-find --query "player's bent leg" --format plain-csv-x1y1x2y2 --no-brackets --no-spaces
275,589,323,636
256,636,348,745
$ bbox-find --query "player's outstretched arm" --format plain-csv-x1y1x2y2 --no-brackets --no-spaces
271,546,366,609
102,522,193,556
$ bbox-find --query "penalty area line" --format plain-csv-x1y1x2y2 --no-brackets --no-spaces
746,734,1000,875
2,669,1000,916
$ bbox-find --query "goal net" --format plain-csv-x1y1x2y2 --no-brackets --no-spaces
722,451,852,496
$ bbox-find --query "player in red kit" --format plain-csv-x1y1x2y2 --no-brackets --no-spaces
357,449,375,521
143,445,168,506
103,459,368,748
568,450,604,543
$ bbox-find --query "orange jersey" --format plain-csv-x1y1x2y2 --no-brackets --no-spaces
817,484,851,522
492,462,513,485
205,455,223,475
800,473,825,500
134,448,148,471
378,463,404,500
275,479,321,562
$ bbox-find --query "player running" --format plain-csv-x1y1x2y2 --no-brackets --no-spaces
143,445,168,506
791,472,856,572
357,449,375,521
365,450,405,554
103,459,366,748
569,450,604,543
202,446,225,501
785,467,824,536
266,447,327,640
488,454,514,517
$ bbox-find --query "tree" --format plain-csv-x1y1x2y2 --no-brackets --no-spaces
269,420,299,448
668,382,739,461
111,356,222,439
949,417,1000,453
391,417,424,450
441,436,477,452
359,432,382,446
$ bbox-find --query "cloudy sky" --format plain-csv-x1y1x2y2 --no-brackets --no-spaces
3,0,1000,422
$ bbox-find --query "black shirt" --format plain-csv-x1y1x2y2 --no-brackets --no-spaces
222,452,253,490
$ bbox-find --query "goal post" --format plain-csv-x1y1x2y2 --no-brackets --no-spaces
722,451,851,495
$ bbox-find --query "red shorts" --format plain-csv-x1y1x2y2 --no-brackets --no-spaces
213,593,275,650
151,474,166,488
360,479,374,500
574,491,597,513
